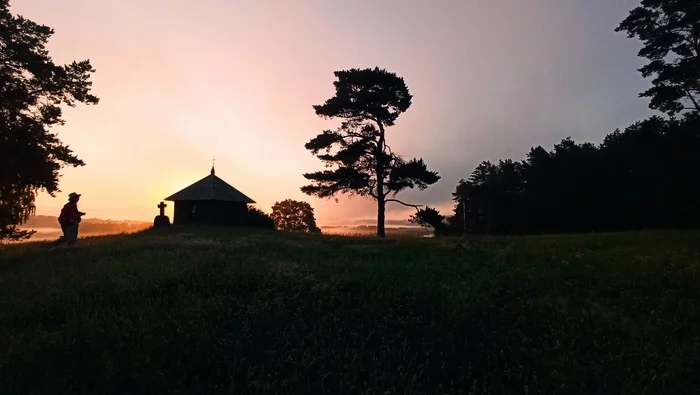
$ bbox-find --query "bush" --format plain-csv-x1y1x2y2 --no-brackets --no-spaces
244,207,275,229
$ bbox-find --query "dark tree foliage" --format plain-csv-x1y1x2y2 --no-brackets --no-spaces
271,199,321,233
0,0,98,241
422,114,700,235
243,207,275,229
409,206,449,236
301,67,440,237
616,0,700,115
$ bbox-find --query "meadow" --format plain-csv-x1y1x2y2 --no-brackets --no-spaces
0,227,698,394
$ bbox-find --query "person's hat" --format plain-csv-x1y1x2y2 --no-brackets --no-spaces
68,192,81,199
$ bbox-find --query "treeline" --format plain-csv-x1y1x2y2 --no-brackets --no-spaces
414,113,700,235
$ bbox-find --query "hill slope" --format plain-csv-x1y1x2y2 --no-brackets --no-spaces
1,228,699,394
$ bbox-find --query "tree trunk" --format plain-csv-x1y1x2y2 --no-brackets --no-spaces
462,199,467,236
377,198,386,237
376,121,387,237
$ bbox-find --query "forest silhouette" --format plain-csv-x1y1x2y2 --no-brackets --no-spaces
414,113,700,235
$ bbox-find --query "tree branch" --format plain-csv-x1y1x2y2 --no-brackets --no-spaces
385,198,425,212
384,143,394,156
368,180,378,199
26,87,49,97
684,86,700,113
343,131,371,140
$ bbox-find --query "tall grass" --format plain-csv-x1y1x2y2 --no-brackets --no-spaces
1,227,698,394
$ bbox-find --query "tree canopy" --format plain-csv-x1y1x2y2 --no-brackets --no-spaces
0,0,98,241
270,199,321,233
301,67,440,237
416,113,700,236
616,0,700,115
409,206,449,236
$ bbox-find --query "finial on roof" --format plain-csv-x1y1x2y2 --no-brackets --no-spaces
211,156,216,175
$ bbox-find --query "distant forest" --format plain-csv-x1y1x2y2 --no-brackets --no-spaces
416,113,700,235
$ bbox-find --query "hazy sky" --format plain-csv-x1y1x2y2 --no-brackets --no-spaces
15,0,653,225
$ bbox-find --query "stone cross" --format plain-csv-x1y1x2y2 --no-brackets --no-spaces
158,201,167,216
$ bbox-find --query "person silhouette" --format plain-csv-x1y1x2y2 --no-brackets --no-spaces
53,192,86,246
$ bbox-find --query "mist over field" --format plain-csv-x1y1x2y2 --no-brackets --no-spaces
13,216,152,242
11,215,431,242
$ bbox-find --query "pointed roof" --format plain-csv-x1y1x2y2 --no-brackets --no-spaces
164,166,256,203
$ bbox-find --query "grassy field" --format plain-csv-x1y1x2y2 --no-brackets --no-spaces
1,227,698,394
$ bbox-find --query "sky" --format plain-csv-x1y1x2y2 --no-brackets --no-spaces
14,0,654,225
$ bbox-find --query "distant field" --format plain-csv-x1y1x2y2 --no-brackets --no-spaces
1,228,698,394
12,221,430,242
12,215,152,243
13,227,131,242
20,226,430,241
321,225,432,237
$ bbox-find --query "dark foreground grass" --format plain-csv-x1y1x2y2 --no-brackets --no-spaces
1,228,699,394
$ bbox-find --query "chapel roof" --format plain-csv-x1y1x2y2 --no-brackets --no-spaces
164,166,256,203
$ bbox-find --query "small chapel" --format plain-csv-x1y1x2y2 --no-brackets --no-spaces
161,165,256,226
